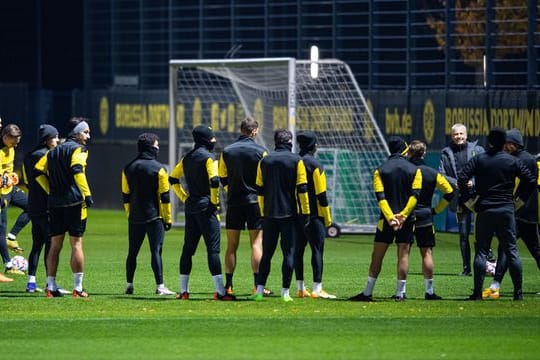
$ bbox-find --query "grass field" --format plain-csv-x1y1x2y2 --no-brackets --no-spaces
1,209,539,359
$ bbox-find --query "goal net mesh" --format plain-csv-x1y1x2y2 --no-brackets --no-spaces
170,58,388,233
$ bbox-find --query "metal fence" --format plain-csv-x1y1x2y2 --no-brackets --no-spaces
84,0,540,91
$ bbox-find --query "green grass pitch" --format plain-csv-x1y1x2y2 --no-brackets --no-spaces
1,209,539,359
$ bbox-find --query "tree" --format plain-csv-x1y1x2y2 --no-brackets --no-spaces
426,0,536,67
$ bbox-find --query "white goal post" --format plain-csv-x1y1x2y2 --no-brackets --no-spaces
168,57,389,233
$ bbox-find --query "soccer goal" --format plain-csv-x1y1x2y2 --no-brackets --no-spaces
168,57,389,233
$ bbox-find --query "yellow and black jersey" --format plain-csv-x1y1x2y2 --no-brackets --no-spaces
219,135,267,206
374,154,422,223
411,159,454,227
22,145,50,217
255,143,309,218
170,145,219,214
511,149,538,224
0,142,16,195
34,138,91,208
458,150,535,212
300,153,332,227
122,152,172,225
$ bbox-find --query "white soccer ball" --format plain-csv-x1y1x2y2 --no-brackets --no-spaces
11,255,28,272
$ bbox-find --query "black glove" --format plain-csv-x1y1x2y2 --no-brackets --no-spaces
84,196,94,207
163,222,172,231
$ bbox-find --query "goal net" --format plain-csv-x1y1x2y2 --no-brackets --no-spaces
169,58,389,233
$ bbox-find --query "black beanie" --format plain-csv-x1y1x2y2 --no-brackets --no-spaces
192,125,215,145
297,131,317,152
388,136,407,155
506,128,523,147
487,128,506,150
38,124,58,144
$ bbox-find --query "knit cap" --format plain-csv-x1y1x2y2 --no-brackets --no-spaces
38,124,59,143
506,128,523,147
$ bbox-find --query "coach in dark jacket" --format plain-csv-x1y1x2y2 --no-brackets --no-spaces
439,123,484,276
458,128,536,300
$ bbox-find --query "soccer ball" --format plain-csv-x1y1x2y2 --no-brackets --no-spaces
11,255,28,272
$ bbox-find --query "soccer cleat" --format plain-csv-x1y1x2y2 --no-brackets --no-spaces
425,293,442,300
390,294,407,301
176,292,189,300
125,285,134,295
214,292,236,301
296,289,311,298
73,289,89,298
0,273,14,282
482,287,500,300
250,293,263,302
6,239,23,254
26,282,43,293
46,289,64,298
5,267,25,276
311,289,337,299
155,287,175,296
465,293,482,301
348,292,373,302
282,294,293,302
226,286,234,295
459,270,472,277
513,290,523,301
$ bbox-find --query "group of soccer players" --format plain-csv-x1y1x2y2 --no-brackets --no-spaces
3,118,539,302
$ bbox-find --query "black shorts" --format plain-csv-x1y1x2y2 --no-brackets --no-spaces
374,218,414,244
414,225,436,248
225,203,263,230
50,204,87,237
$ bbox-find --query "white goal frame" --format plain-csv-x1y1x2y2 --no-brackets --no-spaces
168,57,389,233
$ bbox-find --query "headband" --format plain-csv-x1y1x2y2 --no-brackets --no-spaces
69,121,89,137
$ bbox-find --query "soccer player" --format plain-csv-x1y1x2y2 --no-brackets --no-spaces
35,117,93,298
251,129,310,302
122,133,175,296
218,117,272,296
22,124,60,293
349,137,421,302
459,128,535,300
294,131,335,299
170,125,234,301
0,123,31,274
483,128,540,299
439,123,484,276
408,140,454,300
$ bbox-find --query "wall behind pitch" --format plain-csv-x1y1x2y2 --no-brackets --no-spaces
87,89,540,213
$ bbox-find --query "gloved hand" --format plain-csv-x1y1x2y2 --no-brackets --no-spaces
163,222,172,231
84,196,94,207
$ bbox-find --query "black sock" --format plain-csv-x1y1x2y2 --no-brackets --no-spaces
253,273,258,287
225,273,233,288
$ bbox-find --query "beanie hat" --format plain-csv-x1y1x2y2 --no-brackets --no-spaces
192,125,215,145
38,124,58,144
487,127,506,151
297,131,317,152
506,128,523,147
388,136,408,155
